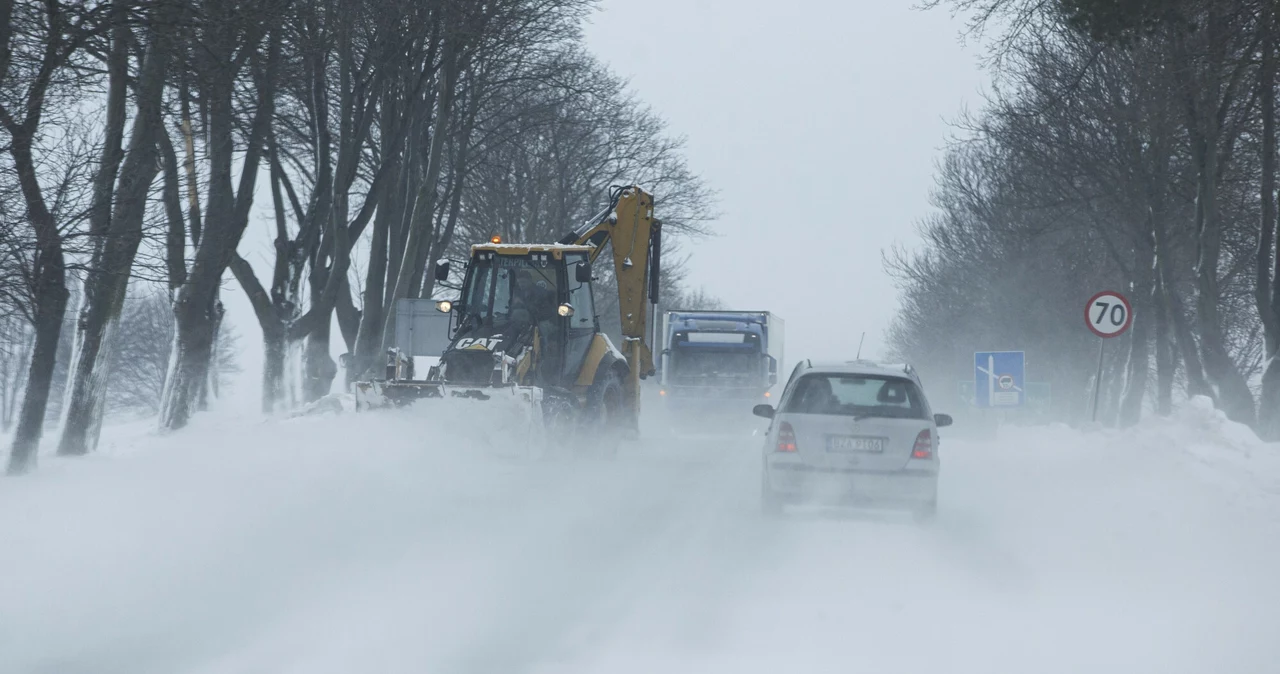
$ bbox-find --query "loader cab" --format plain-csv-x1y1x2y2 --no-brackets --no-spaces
438,244,598,388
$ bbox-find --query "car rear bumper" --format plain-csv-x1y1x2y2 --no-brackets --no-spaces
764,456,937,507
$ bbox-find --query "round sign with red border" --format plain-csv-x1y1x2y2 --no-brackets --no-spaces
1085,290,1133,338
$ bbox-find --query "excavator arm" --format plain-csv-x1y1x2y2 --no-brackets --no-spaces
558,186,663,403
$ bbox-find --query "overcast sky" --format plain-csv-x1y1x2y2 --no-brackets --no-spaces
582,0,985,363
220,0,987,407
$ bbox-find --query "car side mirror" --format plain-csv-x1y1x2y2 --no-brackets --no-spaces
753,404,775,419
434,259,451,282
575,260,592,283
934,413,953,428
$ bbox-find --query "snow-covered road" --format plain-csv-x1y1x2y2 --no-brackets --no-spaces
2,398,1279,674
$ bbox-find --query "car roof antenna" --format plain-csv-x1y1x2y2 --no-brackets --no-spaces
856,332,866,360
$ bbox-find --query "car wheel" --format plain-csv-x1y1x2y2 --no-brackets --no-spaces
761,464,784,517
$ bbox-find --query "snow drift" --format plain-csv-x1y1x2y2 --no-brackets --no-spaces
0,396,1277,673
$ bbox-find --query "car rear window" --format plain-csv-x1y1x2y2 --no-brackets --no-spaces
782,373,928,420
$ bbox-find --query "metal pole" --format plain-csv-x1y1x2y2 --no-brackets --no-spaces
1091,338,1105,422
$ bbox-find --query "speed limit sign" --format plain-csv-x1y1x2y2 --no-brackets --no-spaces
1085,290,1133,338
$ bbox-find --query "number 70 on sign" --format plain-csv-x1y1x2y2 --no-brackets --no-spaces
1086,290,1133,338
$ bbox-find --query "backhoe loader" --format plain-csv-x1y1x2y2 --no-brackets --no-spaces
352,185,662,455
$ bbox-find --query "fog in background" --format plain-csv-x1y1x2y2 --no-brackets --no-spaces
583,0,984,364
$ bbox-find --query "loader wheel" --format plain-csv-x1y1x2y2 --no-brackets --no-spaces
583,368,625,459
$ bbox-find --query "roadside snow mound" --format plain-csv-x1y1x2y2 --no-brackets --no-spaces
990,395,1280,516
1133,395,1280,509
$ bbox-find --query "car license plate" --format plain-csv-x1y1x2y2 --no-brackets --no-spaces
826,435,884,453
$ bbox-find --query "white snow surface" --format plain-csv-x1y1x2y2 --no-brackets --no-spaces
2,395,1279,673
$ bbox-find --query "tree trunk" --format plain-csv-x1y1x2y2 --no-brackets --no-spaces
380,37,460,352
1258,6,1280,439
87,0,129,243
350,174,393,384
6,128,69,473
198,296,225,410
59,14,171,455
1169,288,1212,399
419,87,478,302
1185,9,1256,426
1153,278,1176,416
1119,242,1154,427
7,283,67,475
159,292,217,430
303,318,336,401
229,251,288,415
335,277,360,354
1119,316,1151,427
159,30,278,430
263,327,287,414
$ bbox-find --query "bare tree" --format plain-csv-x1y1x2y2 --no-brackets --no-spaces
0,0,104,472
60,0,181,455
158,1,283,431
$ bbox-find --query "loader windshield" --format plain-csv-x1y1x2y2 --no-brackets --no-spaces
460,256,560,331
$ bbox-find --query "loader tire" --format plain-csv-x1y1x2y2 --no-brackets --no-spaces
583,368,625,459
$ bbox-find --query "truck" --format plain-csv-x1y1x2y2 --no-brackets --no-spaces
657,310,785,421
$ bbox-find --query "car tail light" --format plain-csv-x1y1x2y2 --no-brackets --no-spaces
776,422,797,453
912,429,933,459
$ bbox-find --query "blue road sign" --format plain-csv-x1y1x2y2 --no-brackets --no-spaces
975,351,1025,408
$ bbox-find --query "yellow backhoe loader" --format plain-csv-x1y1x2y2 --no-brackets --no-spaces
353,185,662,455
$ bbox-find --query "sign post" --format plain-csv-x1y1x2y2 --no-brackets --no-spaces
1084,290,1134,422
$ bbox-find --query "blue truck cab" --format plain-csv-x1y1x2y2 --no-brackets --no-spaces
658,310,786,418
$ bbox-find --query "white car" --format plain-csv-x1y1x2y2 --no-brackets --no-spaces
752,359,952,521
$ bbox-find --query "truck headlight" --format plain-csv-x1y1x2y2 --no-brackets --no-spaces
436,300,452,313
557,303,574,317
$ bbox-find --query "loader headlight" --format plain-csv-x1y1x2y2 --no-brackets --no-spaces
436,300,452,313
557,303,574,317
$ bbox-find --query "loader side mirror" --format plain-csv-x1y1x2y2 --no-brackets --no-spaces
753,404,775,419
575,260,592,284
434,260,451,282
934,413,953,428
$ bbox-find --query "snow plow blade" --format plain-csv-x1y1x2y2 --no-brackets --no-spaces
352,379,445,410
353,379,543,421
352,378,549,459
